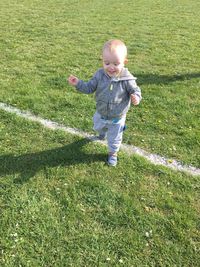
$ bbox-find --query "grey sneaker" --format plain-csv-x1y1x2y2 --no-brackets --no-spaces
98,133,106,140
107,154,118,166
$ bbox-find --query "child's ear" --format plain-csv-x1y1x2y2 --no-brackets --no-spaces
124,58,128,64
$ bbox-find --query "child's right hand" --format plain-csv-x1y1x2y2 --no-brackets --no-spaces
68,75,79,86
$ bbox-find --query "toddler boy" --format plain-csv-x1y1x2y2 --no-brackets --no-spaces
68,39,142,166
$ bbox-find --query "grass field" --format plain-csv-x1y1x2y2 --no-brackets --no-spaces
1,110,200,266
0,0,200,266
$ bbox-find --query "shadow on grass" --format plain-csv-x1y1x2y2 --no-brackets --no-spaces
0,138,106,184
137,72,200,85
45,72,200,90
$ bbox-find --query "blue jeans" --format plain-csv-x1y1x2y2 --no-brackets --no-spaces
93,112,126,154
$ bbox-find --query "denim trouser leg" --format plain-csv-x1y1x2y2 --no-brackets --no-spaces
107,116,126,154
93,112,126,154
93,112,107,135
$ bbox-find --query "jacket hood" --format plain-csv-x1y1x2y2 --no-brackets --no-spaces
118,68,137,81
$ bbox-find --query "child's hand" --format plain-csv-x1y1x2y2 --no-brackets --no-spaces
68,75,79,86
131,94,140,105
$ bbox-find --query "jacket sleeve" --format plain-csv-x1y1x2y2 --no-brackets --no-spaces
126,79,142,101
75,71,99,94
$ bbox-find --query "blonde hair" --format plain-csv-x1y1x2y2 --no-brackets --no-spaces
103,39,127,58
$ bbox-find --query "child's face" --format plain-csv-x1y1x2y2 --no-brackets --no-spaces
102,48,127,78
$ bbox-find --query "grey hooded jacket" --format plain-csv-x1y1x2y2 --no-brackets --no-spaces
76,68,142,120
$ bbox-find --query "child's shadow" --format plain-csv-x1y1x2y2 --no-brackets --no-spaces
0,138,105,184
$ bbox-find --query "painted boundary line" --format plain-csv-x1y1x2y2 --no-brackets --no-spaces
0,102,199,176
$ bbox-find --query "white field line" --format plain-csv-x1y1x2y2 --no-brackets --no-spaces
0,102,199,176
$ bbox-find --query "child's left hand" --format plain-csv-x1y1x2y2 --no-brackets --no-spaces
131,94,140,105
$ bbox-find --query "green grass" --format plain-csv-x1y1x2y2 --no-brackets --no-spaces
0,110,200,266
0,0,199,166
0,0,200,266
